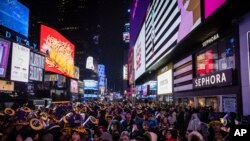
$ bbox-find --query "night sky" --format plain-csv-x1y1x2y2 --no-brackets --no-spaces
23,0,130,93
98,0,127,92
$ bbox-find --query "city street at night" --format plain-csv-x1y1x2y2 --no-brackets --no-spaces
1,0,250,141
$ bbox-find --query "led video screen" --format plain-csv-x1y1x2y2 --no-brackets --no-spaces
84,80,98,90
29,52,44,81
0,0,29,37
157,69,172,95
134,24,146,80
0,80,14,91
205,0,226,19
70,79,78,93
145,0,201,69
11,43,30,82
130,0,150,47
0,38,10,78
40,25,75,78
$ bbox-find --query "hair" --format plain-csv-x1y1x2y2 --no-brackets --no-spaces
165,129,178,139
188,131,204,141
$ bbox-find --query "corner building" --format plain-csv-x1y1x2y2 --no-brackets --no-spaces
130,0,250,115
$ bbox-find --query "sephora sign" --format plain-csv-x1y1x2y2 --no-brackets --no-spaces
193,69,233,89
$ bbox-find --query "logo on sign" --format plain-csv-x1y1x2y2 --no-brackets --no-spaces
193,69,233,89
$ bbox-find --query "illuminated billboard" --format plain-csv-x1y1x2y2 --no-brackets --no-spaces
84,80,98,90
0,38,10,78
40,25,75,78
74,66,79,80
205,0,226,19
123,64,128,80
86,56,94,70
145,0,201,70
128,48,134,85
130,0,150,47
134,24,146,80
148,81,157,90
157,69,172,95
0,80,14,91
11,43,30,82
29,52,44,81
0,0,29,37
70,79,78,94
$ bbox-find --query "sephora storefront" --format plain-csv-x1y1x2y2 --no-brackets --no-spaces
175,30,241,113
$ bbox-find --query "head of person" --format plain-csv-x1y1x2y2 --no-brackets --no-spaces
125,112,131,121
209,120,223,133
93,133,100,141
71,131,82,141
119,133,129,141
165,129,178,140
142,121,150,131
187,131,204,141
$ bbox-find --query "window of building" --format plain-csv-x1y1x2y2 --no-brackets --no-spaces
196,34,235,77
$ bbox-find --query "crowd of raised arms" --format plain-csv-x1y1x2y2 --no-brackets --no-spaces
0,100,247,141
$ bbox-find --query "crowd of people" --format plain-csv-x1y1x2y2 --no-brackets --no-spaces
0,100,245,141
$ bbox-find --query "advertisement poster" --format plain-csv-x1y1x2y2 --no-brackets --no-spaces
0,38,10,77
0,80,14,91
11,43,30,82
70,79,78,94
29,66,43,81
134,24,146,80
74,66,79,80
157,69,173,95
84,80,98,90
29,52,44,81
40,25,75,78
223,96,237,113
0,0,29,37
145,0,201,69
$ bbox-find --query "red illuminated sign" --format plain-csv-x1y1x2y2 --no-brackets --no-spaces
40,25,75,78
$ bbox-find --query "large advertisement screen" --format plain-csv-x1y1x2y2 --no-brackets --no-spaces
145,0,201,70
74,66,79,80
148,81,157,90
157,69,172,95
205,0,226,19
0,0,29,37
40,25,75,78
134,24,146,80
0,38,10,78
130,0,150,47
128,48,134,85
84,80,98,90
29,52,44,81
11,43,30,82
0,80,14,91
70,79,78,94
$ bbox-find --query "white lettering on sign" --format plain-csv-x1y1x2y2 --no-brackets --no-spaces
234,129,247,136
195,72,227,87
202,33,219,47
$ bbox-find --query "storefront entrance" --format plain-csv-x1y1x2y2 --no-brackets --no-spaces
198,96,218,111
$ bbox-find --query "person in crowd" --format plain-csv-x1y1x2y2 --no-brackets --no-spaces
208,120,224,141
93,133,100,141
164,129,178,141
99,132,113,141
120,112,134,133
187,131,204,141
119,131,130,141
187,113,201,131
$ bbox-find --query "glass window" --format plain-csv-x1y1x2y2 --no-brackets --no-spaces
196,34,235,77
